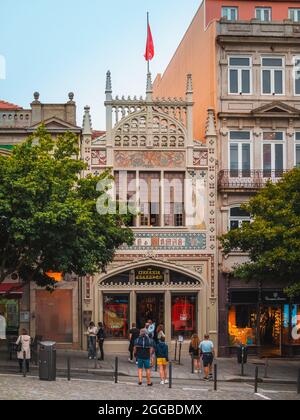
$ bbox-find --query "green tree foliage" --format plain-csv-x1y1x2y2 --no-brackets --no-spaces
220,168,300,297
0,126,133,288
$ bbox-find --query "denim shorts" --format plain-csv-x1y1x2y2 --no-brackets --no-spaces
137,358,151,369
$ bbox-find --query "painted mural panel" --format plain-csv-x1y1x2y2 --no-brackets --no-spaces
114,151,186,168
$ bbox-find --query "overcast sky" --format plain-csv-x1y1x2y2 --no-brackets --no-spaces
0,0,200,129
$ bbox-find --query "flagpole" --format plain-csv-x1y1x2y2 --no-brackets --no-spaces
147,11,150,74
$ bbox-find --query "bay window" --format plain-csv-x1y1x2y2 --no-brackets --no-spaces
222,7,238,21
229,131,252,177
261,57,284,95
256,7,271,22
262,132,284,177
289,8,300,22
228,57,252,95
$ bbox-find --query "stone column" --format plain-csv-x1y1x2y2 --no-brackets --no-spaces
130,291,137,327
165,290,171,344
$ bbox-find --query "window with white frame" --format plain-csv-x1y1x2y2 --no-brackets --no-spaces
229,131,252,177
294,57,300,95
262,132,284,177
295,132,300,167
256,7,272,22
229,206,251,231
228,57,252,95
289,8,300,22
222,6,238,21
261,57,284,95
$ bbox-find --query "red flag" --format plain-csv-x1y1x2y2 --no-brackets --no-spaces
144,23,154,61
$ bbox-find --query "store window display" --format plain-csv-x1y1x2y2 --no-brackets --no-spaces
228,305,257,346
171,294,197,338
103,294,129,339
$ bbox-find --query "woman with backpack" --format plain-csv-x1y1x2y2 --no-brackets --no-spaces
155,336,169,385
189,333,201,374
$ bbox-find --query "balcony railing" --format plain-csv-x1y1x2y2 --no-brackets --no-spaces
218,169,289,190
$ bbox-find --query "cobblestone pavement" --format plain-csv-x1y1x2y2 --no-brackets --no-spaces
0,374,299,400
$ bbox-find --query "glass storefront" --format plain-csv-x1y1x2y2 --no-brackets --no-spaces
103,294,129,339
228,305,257,346
136,294,164,330
171,294,197,338
0,298,19,335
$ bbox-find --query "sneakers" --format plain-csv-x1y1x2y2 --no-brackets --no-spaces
203,377,209,382
164,379,169,384
128,358,133,363
160,380,165,385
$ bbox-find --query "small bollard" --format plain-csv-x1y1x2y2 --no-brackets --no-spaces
173,340,178,362
297,368,300,395
155,357,158,372
214,364,217,391
264,359,269,379
23,351,26,378
254,366,259,394
67,356,71,381
241,347,244,377
169,362,172,389
191,355,195,374
178,343,182,365
115,357,118,384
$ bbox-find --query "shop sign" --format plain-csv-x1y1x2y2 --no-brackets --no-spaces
262,291,288,303
135,268,164,282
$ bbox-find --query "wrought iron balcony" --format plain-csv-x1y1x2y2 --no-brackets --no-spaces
218,169,289,191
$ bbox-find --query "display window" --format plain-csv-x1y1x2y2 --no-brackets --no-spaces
0,299,19,335
228,305,257,346
171,294,197,338
291,305,300,344
103,294,129,339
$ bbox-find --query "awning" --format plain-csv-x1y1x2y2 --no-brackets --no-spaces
0,283,23,295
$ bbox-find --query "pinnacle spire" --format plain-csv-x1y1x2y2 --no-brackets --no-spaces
146,72,153,101
82,105,92,135
186,74,193,96
105,70,112,99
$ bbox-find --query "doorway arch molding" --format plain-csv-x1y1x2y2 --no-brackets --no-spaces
97,259,206,288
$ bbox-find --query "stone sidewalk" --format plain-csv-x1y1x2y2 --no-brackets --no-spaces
0,348,299,384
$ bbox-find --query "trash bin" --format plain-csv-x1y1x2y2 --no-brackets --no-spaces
237,344,248,364
38,341,56,381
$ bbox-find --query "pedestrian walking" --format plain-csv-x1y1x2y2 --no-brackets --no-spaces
199,334,215,381
134,328,155,386
16,329,31,373
128,323,140,363
96,322,106,361
87,322,97,360
155,336,169,385
189,333,201,374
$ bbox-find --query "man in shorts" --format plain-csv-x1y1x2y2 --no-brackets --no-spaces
134,328,155,386
199,334,215,381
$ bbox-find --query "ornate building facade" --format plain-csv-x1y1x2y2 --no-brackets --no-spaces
81,72,218,352
153,0,300,357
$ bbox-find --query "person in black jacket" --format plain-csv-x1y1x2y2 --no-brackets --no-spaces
155,336,169,385
97,322,106,361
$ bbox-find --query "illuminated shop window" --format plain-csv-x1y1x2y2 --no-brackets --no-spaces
103,294,129,339
171,294,197,339
228,305,257,346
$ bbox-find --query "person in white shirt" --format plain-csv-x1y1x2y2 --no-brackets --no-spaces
87,322,97,360
16,329,31,373
0,312,6,340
